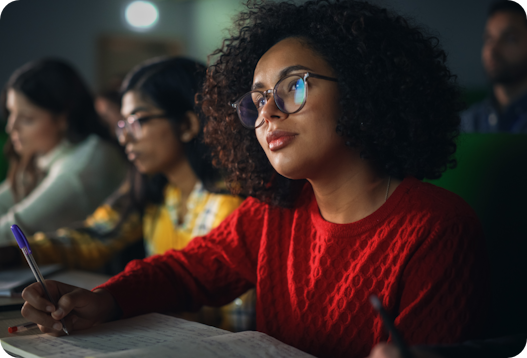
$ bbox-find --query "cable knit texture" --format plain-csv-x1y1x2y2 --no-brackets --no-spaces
96,177,489,358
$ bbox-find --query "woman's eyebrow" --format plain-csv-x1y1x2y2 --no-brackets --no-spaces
251,64,313,90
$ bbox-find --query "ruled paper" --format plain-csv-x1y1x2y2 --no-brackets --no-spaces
1,313,314,358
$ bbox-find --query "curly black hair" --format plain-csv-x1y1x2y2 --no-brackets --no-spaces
201,0,464,207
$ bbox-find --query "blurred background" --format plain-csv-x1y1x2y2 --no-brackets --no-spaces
0,0,495,180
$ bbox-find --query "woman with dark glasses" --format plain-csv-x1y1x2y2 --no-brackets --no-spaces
21,1,489,357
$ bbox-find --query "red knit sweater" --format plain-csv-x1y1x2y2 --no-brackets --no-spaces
97,177,489,358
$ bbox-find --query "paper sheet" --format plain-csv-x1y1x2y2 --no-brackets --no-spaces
96,331,315,358
1,313,314,358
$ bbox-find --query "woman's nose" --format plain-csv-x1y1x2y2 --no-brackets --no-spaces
260,95,287,125
117,126,134,145
5,115,17,134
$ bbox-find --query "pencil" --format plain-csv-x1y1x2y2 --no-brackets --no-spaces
369,294,414,358
8,322,38,334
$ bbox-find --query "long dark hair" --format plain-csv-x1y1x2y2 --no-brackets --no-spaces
119,57,223,214
3,58,112,143
1,58,114,200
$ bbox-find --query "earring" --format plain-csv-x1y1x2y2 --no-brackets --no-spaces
181,133,193,143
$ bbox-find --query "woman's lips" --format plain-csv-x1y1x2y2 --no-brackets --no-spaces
268,135,296,151
266,130,297,151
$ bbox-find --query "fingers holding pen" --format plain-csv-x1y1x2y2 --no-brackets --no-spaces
21,282,56,314
21,282,62,334
20,301,64,336
21,280,81,334
21,280,116,335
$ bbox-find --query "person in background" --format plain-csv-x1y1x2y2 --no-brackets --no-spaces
20,1,489,357
1,57,247,331
461,0,527,132
0,59,126,259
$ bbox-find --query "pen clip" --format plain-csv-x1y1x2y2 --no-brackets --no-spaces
11,224,32,255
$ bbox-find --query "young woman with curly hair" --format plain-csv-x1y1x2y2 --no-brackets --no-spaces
21,1,489,357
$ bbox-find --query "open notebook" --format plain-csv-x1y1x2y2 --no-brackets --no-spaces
1,313,315,358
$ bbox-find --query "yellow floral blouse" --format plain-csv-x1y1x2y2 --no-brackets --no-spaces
28,181,243,269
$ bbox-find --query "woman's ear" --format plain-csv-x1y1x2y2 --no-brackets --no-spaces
180,111,200,143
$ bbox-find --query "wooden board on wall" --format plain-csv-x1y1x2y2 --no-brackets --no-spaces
97,34,183,91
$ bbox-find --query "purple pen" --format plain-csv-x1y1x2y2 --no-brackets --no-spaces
11,224,69,335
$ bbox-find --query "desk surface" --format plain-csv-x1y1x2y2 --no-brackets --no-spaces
0,270,110,339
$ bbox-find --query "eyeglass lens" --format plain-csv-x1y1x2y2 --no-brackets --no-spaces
237,75,306,128
115,118,143,141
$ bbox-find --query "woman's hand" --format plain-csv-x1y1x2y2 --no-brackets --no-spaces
367,343,445,358
21,280,120,336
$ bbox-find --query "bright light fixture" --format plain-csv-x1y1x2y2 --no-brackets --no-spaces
125,1,159,30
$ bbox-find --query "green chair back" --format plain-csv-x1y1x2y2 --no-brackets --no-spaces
428,133,527,336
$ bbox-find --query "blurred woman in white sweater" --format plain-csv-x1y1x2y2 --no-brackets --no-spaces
0,58,126,252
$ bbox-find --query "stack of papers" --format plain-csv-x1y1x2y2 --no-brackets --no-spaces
0,264,63,297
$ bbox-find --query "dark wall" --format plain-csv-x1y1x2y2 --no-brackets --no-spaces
0,0,193,91
378,0,494,89
0,0,494,99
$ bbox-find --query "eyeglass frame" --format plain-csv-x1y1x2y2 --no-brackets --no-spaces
230,72,338,129
115,113,168,141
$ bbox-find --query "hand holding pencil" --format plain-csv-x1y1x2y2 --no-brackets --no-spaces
367,295,444,358
11,224,120,336
367,343,445,358
369,294,413,358
20,279,118,336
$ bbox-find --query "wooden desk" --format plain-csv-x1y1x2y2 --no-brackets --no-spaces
0,270,110,339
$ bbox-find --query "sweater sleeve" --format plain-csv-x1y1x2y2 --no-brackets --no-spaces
19,180,142,270
394,215,490,345
95,197,264,319
0,172,90,247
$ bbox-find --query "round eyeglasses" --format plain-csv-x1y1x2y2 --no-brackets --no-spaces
231,72,338,129
115,113,167,142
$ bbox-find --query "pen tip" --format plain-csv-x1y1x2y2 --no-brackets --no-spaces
8,326,16,333
63,327,70,335
369,294,381,310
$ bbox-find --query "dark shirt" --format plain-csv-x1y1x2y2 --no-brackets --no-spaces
461,91,527,133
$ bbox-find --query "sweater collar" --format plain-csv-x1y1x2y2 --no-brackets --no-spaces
35,139,73,172
308,177,418,237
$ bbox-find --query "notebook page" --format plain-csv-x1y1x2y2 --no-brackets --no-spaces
1,313,230,358
91,331,315,358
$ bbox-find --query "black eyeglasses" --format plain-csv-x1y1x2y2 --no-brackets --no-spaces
231,72,338,129
115,113,167,141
